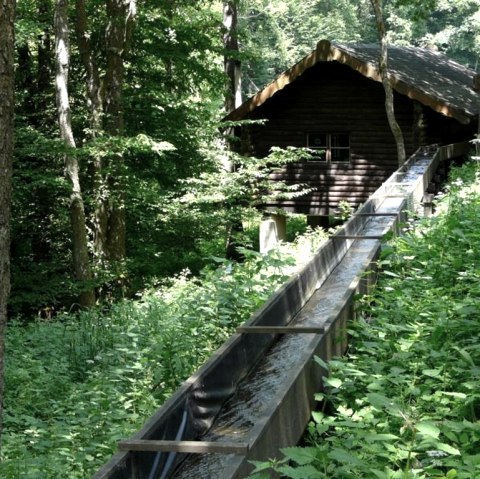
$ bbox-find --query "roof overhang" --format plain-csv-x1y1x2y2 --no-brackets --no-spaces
224,39,476,125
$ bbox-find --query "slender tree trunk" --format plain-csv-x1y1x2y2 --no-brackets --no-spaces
75,0,103,133
74,0,108,261
474,73,480,156
223,0,242,115
103,0,127,262
99,0,136,262
37,0,53,120
370,0,406,167
0,0,15,450
54,0,95,307
17,44,36,118
223,1,244,260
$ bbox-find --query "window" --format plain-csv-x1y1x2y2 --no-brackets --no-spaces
307,133,350,162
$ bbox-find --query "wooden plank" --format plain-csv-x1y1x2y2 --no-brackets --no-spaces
236,326,325,334
331,235,384,240
353,213,398,217
118,440,249,455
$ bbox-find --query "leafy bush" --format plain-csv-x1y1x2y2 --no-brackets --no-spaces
250,160,480,479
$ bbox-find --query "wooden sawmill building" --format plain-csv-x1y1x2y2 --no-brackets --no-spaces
224,39,479,219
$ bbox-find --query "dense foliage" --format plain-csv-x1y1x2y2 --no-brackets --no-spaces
0,226,327,477
10,0,480,314
250,160,480,478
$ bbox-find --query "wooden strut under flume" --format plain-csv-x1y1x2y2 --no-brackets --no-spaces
236,326,325,334
118,440,249,455
330,235,384,240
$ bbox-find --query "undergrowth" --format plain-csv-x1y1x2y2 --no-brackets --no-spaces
1,227,327,478
250,160,480,479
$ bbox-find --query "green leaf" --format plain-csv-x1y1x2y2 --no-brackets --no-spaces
383,270,400,277
440,391,467,399
328,448,363,466
278,464,323,479
371,470,390,479
312,411,325,423
314,356,329,370
364,433,399,442
416,421,441,439
281,447,318,466
366,392,392,409
249,460,274,474
324,377,342,388
422,368,442,377
454,347,475,366
437,443,461,455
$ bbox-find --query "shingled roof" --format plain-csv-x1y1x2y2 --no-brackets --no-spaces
224,39,479,125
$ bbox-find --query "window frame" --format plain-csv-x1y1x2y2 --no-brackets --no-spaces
306,132,351,163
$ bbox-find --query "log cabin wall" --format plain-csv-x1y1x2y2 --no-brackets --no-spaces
240,61,467,215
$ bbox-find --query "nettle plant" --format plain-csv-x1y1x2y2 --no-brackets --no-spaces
249,160,480,479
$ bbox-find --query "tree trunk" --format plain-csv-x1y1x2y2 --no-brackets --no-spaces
223,0,242,114
37,0,53,121
223,1,244,259
75,0,103,134
74,0,108,262
54,0,95,307
103,0,127,261
474,73,480,156
73,0,136,277
370,0,406,167
0,0,15,450
96,0,136,262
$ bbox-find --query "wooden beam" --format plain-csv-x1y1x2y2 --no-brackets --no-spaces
236,326,325,334
353,213,398,216
118,440,249,455
331,235,384,240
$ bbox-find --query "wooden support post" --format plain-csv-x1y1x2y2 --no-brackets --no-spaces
271,214,287,241
259,214,286,253
422,193,434,217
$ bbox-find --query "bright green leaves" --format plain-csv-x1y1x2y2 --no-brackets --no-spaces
416,421,441,440
282,447,319,466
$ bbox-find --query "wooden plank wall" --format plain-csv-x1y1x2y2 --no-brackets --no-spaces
242,62,418,214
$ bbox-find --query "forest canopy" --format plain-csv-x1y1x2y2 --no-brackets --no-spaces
9,0,480,315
